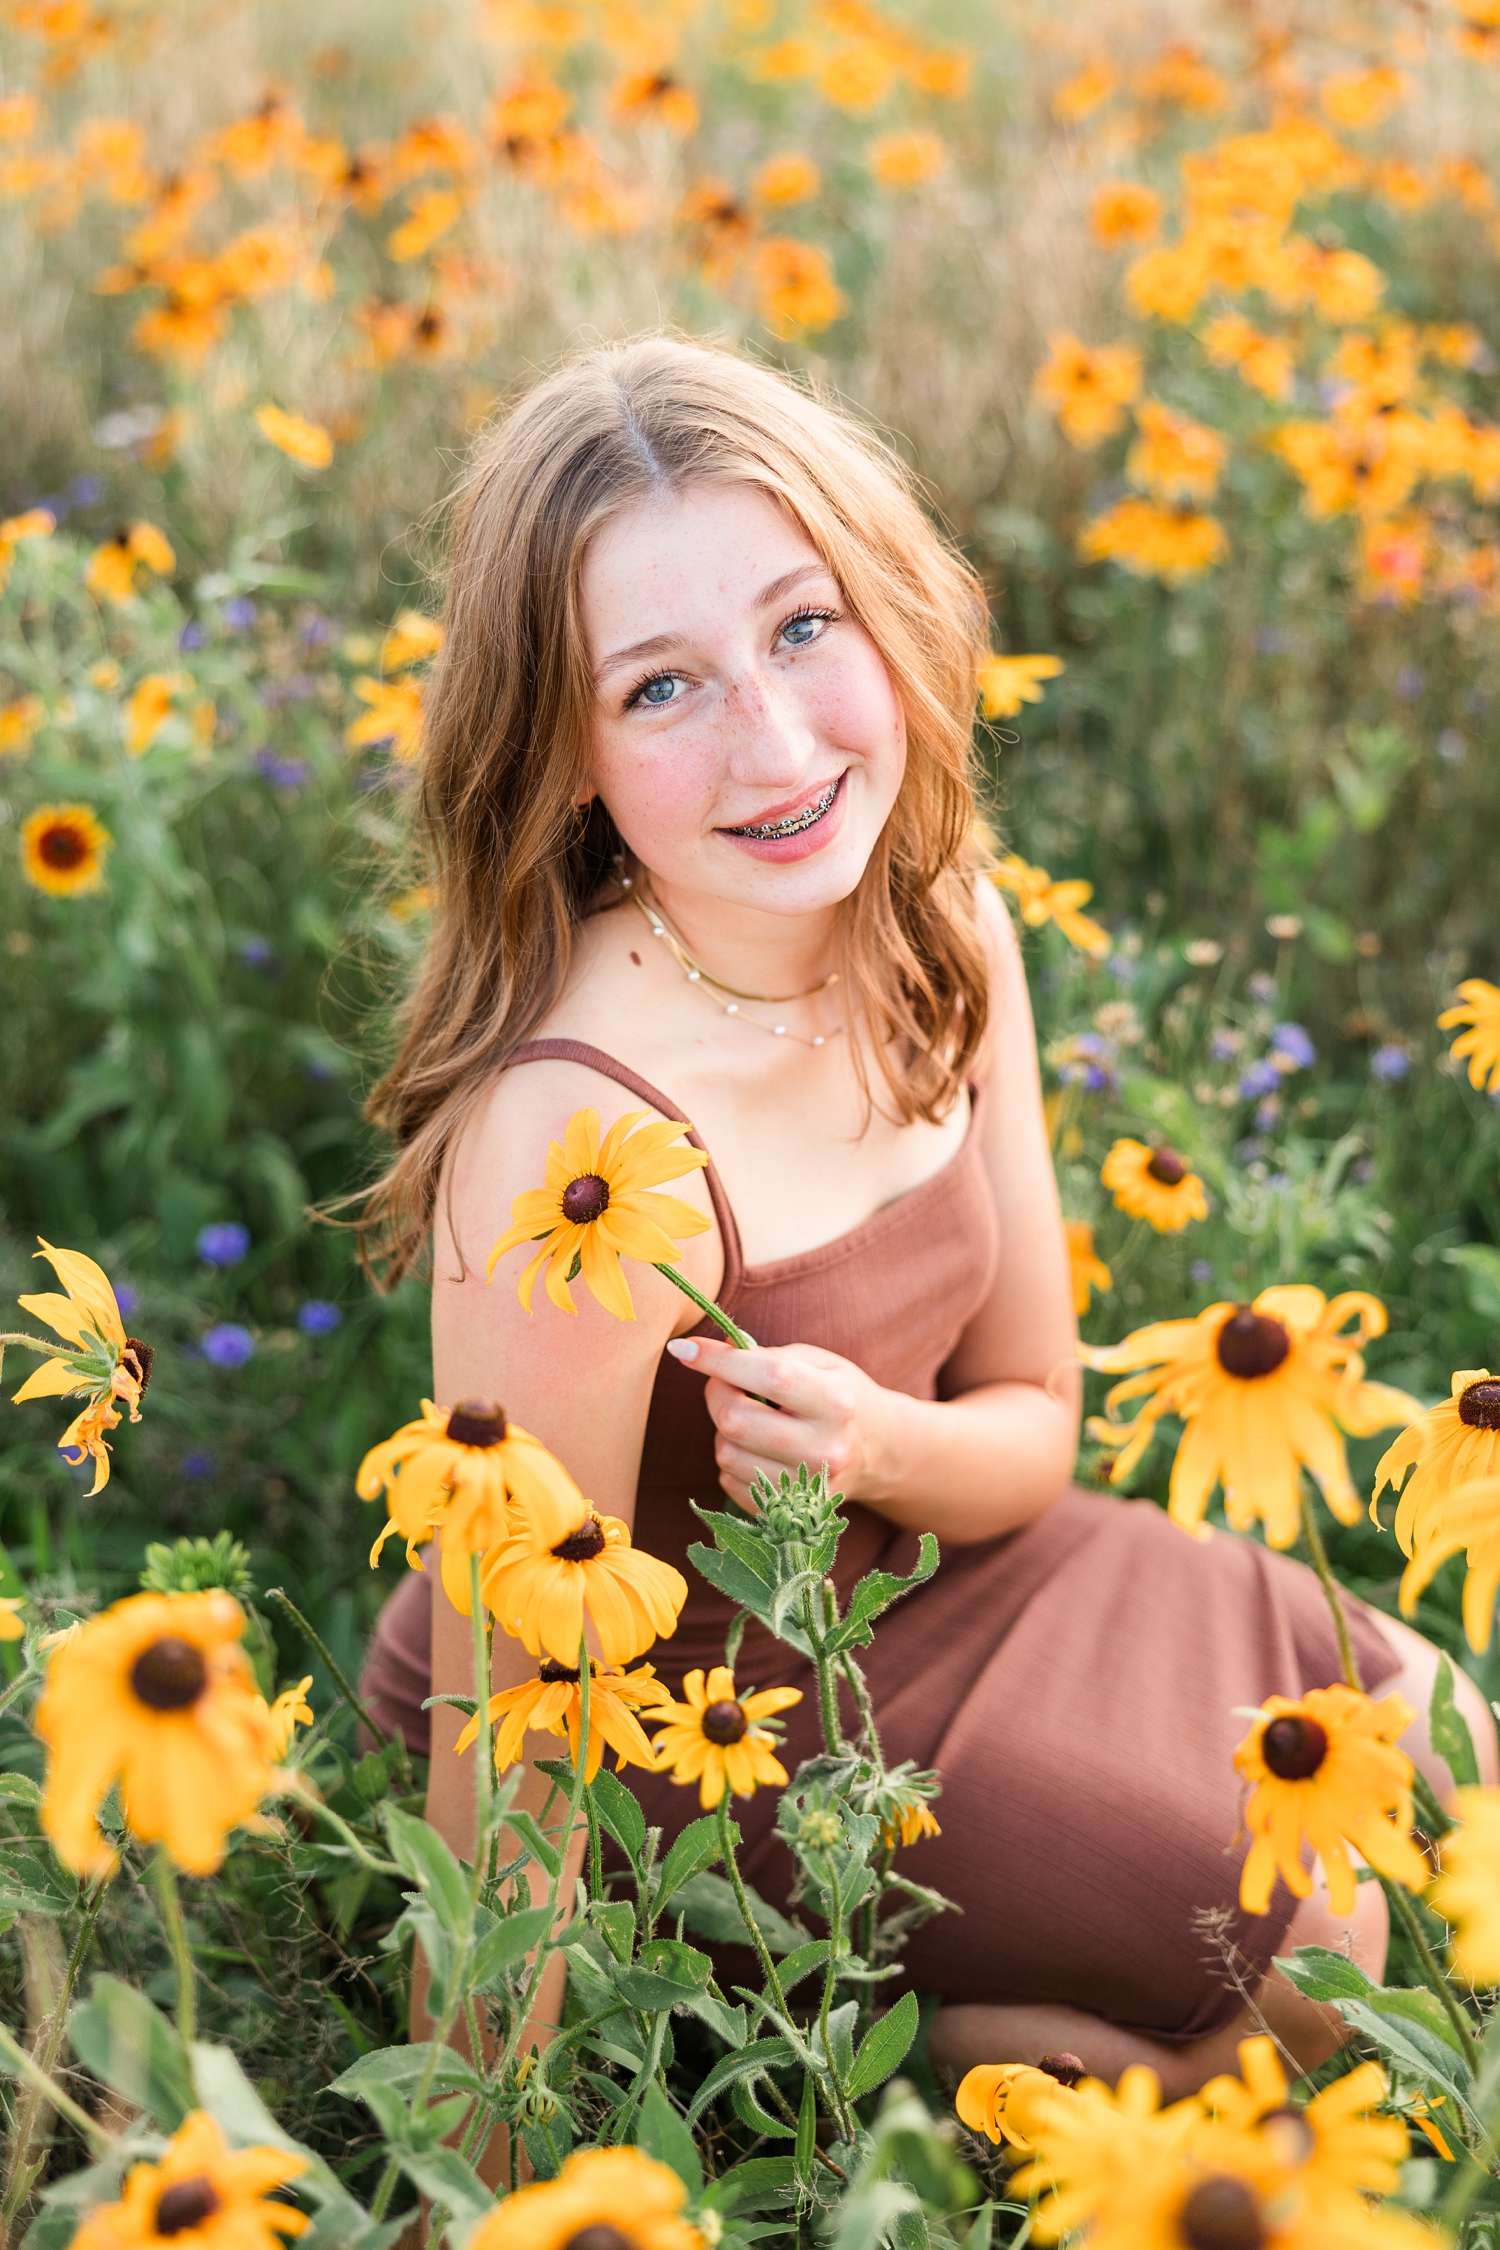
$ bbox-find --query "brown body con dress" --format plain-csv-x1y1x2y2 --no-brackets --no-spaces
362,1037,1400,2044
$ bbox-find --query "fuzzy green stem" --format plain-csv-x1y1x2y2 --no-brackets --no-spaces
1297,1487,1363,1693
264,1587,414,1791
0,1332,86,1357
468,1554,492,1873
802,1589,844,1756
149,1851,196,2047
715,1795,789,2020
2,1879,107,2220
839,1653,882,1764
815,1853,854,2138
0,2018,113,2159
652,1266,756,1350
498,1638,592,2082
368,2155,402,2224
1381,1877,1480,2075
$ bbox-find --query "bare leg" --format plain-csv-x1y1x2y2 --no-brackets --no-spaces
1365,1612,1499,1802
929,1842,1389,2102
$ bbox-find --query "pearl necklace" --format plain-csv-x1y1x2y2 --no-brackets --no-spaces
623,881,848,1051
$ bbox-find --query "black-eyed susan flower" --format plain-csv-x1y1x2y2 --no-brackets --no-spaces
84,522,175,604
1065,1220,1112,1315
253,403,334,469
487,1105,711,1322
1079,496,1228,582
1100,1138,1209,1232
1391,1472,1500,1651
1198,2036,1410,2204
976,653,1064,719
70,2108,307,2250
1232,1684,1427,1917
1431,1786,1500,1984
21,803,112,897
991,855,1111,959
125,672,187,756
261,1676,314,1760
1126,400,1228,505
35,1589,279,1876
10,1237,152,1494
480,1491,687,1666
647,1664,801,1808
1081,1286,1422,1548
1033,331,1143,446
380,610,444,671
1439,978,1500,1092
0,506,54,595
1005,2063,1200,2238
956,2060,1082,2152
344,676,425,759
357,1397,585,1616
880,1799,941,1849
455,1656,661,1781
466,2145,703,2250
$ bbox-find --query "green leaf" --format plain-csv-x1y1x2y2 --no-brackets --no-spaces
635,2081,702,2193
795,2068,817,2180
686,1541,815,1659
590,1899,636,1965
328,2044,483,2101
1372,1986,1472,2062
590,1768,646,1866
1431,1655,1482,1789
505,1810,561,1880
0,1774,42,1805
613,1939,712,2012
776,1939,832,1994
702,2157,798,2213
678,1988,746,2048
733,2074,796,2140
392,2147,495,2238
1273,1945,1381,2005
686,2038,796,2126
673,1870,804,1955
469,1904,555,1991
381,1806,473,1939
69,1976,194,2129
1338,1998,1472,2102
825,1537,939,1653
653,1815,729,1914
846,1991,919,2102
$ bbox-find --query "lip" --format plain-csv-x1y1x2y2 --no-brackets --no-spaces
717,772,847,864
720,775,844,832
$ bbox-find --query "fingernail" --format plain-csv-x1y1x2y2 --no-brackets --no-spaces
666,1338,699,1362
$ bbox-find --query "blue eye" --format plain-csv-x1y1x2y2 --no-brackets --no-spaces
780,607,836,649
635,675,680,707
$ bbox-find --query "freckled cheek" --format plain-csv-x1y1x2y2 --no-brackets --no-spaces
592,733,724,847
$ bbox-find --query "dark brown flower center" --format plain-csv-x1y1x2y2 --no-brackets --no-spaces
702,1698,748,1745
1037,2052,1087,2086
39,822,89,870
1147,1147,1188,1185
124,1338,154,1395
551,1515,607,1563
1261,1714,1329,1781
445,1399,508,1447
1459,1379,1500,1430
1215,1307,1291,1380
1179,2176,1266,2250
561,2230,634,2250
154,2177,223,2235
538,1659,582,1683
1260,2104,1316,2163
130,1636,208,1712
561,1174,610,1224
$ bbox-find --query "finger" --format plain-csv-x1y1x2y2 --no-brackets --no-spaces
707,1386,824,1467
666,1335,827,1414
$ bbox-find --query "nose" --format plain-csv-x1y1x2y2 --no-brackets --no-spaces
717,661,818,789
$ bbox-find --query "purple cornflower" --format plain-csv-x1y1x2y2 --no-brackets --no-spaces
297,1300,343,1334
1239,1058,1282,1099
202,1323,255,1368
223,595,257,630
1371,1043,1410,1081
1271,1022,1316,1070
182,1450,216,1479
197,1221,250,1267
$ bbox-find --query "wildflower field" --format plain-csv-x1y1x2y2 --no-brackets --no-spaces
13,0,1500,2240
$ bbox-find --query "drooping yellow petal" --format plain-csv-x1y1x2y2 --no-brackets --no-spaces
13,1357,88,1403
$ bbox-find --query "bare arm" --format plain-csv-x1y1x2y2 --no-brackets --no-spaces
681,884,1080,1544
424,1055,718,1865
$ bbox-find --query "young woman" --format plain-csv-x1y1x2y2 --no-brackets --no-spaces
360,333,1494,2095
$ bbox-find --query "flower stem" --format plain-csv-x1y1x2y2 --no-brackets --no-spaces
1381,1876,1480,2075
0,2018,113,2160
652,1266,756,1351
1,1878,107,2220
714,1795,789,2021
1297,1487,1364,1693
368,2155,401,2223
815,1852,854,2138
264,1587,414,1792
468,1554,492,1874
498,1638,592,2084
150,1849,196,2048
802,1589,844,1756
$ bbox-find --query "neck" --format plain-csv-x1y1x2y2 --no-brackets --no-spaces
640,875,841,999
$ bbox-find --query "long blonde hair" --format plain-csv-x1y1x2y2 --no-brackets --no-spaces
360,334,992,1284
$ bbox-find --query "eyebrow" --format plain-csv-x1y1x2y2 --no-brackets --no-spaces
591,559,836,684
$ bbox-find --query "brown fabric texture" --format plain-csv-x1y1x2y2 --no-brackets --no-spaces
361,1037,1399,2042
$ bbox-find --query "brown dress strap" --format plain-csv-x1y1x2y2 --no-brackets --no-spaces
504,1038,745,1298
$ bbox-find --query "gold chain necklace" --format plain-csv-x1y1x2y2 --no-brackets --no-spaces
623,881,848,1051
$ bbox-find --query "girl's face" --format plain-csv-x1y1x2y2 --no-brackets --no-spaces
580,481,906,918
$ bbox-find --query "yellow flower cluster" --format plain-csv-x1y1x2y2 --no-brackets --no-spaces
961,2036,1425,2250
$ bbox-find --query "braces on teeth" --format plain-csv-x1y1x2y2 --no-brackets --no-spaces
729,777,839,839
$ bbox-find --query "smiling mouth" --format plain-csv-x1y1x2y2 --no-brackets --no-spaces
724,777,841,840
